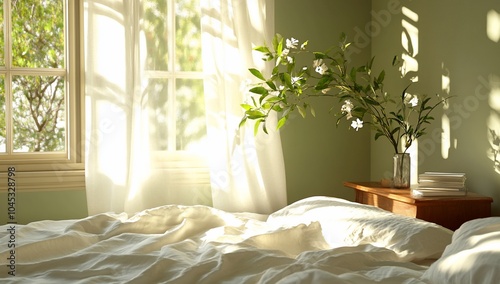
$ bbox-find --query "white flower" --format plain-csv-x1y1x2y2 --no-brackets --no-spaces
409,96,419,107
281,48,293,63
270,90,279,97
313,59,323,68
286,38,299,49
403,93,411,104
291,76,302,85
341,100,354,114
321,88,331,94
313,59,328,75
315,63,328,75
351,118,363,131
404,93,418,107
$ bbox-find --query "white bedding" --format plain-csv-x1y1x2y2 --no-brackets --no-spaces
0,196,497,283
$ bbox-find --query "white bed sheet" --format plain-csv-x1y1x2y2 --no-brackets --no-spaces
0,196,454,283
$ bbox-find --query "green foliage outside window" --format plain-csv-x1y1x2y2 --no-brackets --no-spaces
1,0,65,152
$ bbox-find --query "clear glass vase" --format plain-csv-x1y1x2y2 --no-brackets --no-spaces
393,153,410,188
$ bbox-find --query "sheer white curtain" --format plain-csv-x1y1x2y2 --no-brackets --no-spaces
84,0,286,215
201,0,286,213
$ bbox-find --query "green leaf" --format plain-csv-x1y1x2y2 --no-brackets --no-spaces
249,86,269,95
276,37,284,56
263,122,269,134
262,102,271,110
297,104,307,118
392,55,399,66
273,34,283,51
363,96,380,106
377,70,385,84
367,56,375,70
283,73,293,89
310,106,316,117
266,80,277,91
350,67,357,80
272,104,284,112
315,76,332,90
277,116,287,129
374,132,384,140
266,96,282,103
400,84,412,101
254,46,271,54
240,103,253,111
246,110,266,119
249,68,266,81
254,120,262,136
239,117,247,128
313,52,326,59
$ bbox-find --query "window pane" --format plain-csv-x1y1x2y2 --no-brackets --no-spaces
11,0,65,68
176,78,206,150
12,75,65,152
0,0,4,67
142,0,169,71
147,78,170,151
0,75,5,152
176,0,202,71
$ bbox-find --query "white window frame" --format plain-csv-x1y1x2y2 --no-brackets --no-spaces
0,0,85,191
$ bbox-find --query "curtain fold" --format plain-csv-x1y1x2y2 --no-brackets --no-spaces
84,0,286,215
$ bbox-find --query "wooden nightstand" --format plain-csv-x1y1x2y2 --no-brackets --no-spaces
344,181,493,230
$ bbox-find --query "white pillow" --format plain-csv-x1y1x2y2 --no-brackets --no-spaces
423,217,500,283
267,196,453,261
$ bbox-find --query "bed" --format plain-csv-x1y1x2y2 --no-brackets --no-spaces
1,196,499,283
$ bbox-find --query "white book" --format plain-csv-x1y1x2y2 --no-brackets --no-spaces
411,188,467,197
418,172,466,188
417,181,465,188
416,186,465,191
419,172,466,180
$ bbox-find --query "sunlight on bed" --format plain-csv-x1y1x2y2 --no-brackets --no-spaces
424,218,500,283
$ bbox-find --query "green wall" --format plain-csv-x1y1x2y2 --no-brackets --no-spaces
370,0,500,215
275,0,372,204
0,190,88,225
277,0,499,215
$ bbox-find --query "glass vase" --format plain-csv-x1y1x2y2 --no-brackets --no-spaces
393,153,410,188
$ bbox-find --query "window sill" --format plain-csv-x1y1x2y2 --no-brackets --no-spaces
0,170,85,191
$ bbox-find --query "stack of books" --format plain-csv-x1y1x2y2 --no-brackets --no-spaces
411,172,467,197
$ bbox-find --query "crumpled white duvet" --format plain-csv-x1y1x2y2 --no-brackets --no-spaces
0,197,452,283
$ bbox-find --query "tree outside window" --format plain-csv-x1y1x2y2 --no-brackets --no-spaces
1,0,66,153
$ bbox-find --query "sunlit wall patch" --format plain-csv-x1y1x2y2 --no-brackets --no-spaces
487,9,500,43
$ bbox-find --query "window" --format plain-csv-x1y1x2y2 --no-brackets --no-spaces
138,0,210,202
0,0,84,190
141,0,207,154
